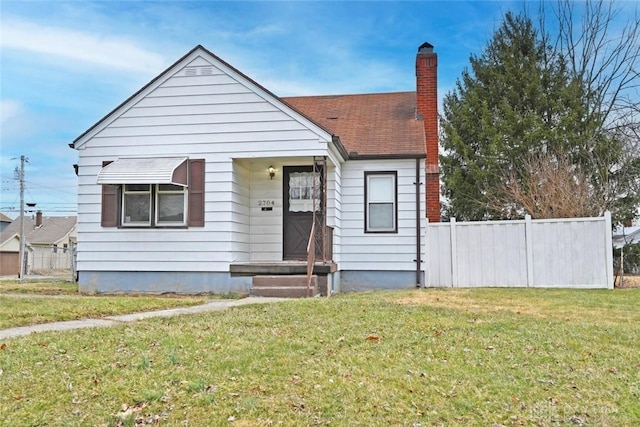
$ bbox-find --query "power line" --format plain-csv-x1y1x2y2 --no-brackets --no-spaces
26,181,78,196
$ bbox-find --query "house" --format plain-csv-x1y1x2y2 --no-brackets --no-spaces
0,213,12,232
613,225,640,275
0,213,19,276
70,43,440,295
613,225,640,249
0,211,77,276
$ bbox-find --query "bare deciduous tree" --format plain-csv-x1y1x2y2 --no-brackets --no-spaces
491,152,602,219
549,0,640,131
497,0,640,222
547,0,640,222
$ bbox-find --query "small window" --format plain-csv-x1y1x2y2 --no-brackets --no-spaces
101,158,205,228
123,184,152,225
122,184,186,227
365,171,397,233
288,171,321,212
156,184,187,224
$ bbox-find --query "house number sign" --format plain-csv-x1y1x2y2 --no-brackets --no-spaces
259,200,275,211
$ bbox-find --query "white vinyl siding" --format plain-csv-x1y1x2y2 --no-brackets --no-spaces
326,160,342,264
340,159,425,271
248,160,283,262
365,172,396,232
231,160,250,262
75,51,335,274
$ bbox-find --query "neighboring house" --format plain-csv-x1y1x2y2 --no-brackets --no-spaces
613,225,640,275
0,213,12,232
70,43,440,294
613,225,640,249
0,213,20,276
0,212,77,276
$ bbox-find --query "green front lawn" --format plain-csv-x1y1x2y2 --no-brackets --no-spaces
0,280,207,329
1,288,639,426
0,279,79,295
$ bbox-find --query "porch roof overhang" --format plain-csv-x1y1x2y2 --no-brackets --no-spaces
97,157,188,186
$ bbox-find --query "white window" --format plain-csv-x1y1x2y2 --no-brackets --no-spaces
365,172,397,233
122,184,152,225
156,184,187,224
122,184,186,226
100,158,205,228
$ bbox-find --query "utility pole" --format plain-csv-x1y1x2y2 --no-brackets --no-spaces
18,155,27,282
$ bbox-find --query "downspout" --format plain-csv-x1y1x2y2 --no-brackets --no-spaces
415,158,422,287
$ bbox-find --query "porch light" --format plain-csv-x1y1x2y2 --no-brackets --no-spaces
268,165,276,180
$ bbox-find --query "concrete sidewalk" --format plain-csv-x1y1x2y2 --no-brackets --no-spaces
0,296,288,340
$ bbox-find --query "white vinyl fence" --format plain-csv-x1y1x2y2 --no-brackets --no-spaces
427,212,613,289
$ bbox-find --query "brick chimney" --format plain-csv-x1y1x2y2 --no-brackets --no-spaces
416,42,440,222
35,210,43,227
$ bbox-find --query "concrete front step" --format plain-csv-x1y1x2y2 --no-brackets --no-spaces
251,275,318,298
251,286,318,298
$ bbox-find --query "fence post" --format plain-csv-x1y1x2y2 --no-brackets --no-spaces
525,215,534,287
604,211,614,289
450,217,457,287
425,217,430,287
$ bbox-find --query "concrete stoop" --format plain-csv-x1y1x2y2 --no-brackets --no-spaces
251,275,319,298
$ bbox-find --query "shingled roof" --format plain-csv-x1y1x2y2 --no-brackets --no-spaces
72,44,427,161
283,92,426,158
0,215,76,246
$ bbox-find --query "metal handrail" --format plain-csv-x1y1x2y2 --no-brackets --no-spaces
306,221,316,297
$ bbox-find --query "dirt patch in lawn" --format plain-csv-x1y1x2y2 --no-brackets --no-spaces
394,289,550,319
394,286,640,325
615,274,640,288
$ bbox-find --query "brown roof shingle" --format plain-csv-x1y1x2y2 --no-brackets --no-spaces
282,92,426,158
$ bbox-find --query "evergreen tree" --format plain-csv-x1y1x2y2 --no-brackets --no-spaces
440,11,635,221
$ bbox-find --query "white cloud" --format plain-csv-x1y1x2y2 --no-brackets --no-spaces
0,100,23,125
0,17,167,74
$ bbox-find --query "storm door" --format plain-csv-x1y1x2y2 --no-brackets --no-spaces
283,166,323,260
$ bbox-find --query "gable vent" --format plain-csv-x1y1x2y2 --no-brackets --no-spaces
200,67,213,75
185,68,197,77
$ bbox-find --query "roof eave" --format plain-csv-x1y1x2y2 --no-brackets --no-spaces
331,136,350,161
0,233,20,246
348,153,426,160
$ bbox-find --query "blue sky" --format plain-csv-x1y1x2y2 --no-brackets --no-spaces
0,0,557,217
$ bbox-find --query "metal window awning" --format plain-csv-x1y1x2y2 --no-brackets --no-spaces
97,157,188,186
